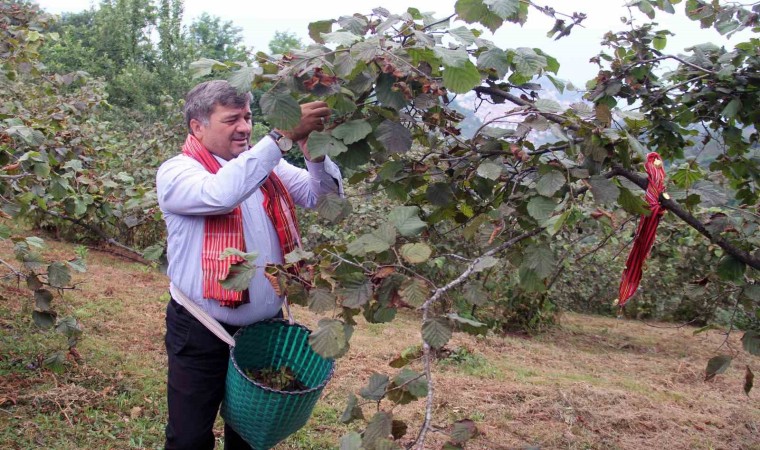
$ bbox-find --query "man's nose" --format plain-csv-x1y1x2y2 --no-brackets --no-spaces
236,118,251,133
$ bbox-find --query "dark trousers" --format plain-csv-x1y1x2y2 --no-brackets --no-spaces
164,298,251,450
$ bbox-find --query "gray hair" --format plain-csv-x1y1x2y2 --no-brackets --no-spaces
184,80,253,134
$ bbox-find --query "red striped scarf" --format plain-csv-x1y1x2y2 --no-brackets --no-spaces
182,134,302,307
617,152,667,307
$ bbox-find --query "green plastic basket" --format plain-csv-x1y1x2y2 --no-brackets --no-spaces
221,319,335,449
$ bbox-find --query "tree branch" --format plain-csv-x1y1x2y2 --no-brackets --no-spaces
38,209,147,263
611,164,760,270
473,85,581,131
0,257,23,279
413,227,543,450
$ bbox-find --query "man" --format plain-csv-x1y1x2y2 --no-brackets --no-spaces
156,80,342,449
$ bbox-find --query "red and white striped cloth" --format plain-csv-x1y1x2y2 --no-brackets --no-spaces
617,152,667,307
182,134,302,307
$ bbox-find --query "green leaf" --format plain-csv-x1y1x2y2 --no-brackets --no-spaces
589,175,620,205
455,0,504,32
260,91,302,130
536,171,565,197
477,47,511,79
523,244,555,278
422,317,452,349
518,266,546,292
376,73,408,111
450,419,479,444
741,331,760,356
26,273,43,291
322,31,361,46
477,160,503,180
35,289,53,311
434,47,470,68
306,132,348,159
512,47,547,78
228,66,261,92
447,313,489,335
189,58,226,78
340,275,373,309
347,223,397,256
285,248,314,264
0,223,10,239
317,193,352,222
42,351,65,370
626,132,648,157
390,206,427,237
375,120,412,153
389,345,423,368
526,196,557,223
390,368,428,400
338,14,368,34
484,0,520,19
400,243,432,264
142,244,164,262
331,120,372,145
350,38,383,62
442,60,482,94
671,165,703,189
55,316,82,338
363,411,393,449
705,355,732,381
449,26,477,45
717,255,745,281
340,431,363,450
463,283,488,306
400,277,428,307
333,52,359,78
360,372,390,401
47,262,71,288
309,318,350,359
427,182,455,206
219,247,256,261
546,75,564,94
308,288,336,314
534,99,562,114
472,256,498,272
618,187,650,216
653,35,667,50
721,98,741,119
308,20,334,44
638,0,656,19
33,310,56,329
219,262,256,291
340,393,365,424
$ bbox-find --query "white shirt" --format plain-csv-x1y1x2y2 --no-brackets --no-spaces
156,136,343,326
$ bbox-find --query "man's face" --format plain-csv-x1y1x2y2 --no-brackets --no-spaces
191,103,252,160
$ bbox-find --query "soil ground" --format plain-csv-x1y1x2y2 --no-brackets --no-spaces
1,236,758,449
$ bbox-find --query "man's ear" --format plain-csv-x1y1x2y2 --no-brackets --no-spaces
189,118,204,138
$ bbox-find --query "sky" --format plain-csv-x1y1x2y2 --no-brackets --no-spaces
33,0,748,85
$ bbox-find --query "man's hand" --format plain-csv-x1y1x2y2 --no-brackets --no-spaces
280,101,330,143
277,101,331,163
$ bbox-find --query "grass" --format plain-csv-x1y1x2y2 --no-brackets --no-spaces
1,234,759,449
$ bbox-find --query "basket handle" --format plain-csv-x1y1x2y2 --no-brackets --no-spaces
282,296,295,326
170,283,236,347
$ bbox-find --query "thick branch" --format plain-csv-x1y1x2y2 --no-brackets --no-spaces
473,85,580,131
0,257,23,278
611,165,759,270
40,209,147,263
413,227,542,449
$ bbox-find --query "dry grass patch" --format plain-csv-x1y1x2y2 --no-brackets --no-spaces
1,234,758,449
